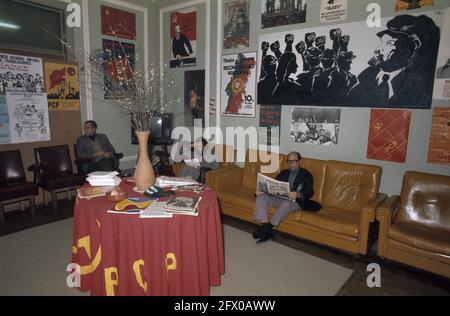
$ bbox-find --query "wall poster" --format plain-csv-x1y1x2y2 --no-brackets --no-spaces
101,5,136,40
367,109,411,163
261,0,307,29
223,0,250,49
259,104,281,147
428,107,450,166
320,0,347,23
44,61,80,111
184,70,205,127
291,107,340,146
5,92,50,144
433,8,450,100
221,52,257,117
395,0,433,12
102,39,135,100
257,10,442,109
0,52,45,94
170,7,197,68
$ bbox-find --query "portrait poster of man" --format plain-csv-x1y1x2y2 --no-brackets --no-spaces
5,92,50,144
257,10,442,109
261,0,307,29
44,61,80,111
367,109,411,163
221,52,257,117
291,107,340,146
428,107,450,166
0,52,45,95
170,7,197,68
101,5,136,40
184,70,205,127
223,0,250,49
395,0,433,11
433,8,450,99
101,39,135,100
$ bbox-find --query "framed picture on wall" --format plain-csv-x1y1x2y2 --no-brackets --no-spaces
221,52,257,117
184,70,205,127
44,61,80,111
223,0,250,49
101,5,137,40
261,0,307,29
169,7,197,68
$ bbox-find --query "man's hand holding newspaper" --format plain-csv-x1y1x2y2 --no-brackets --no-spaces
256,173,299,201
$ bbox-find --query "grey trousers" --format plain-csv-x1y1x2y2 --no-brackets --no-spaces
253,193,300,226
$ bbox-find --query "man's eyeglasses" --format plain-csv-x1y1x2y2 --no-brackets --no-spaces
286,160,299,163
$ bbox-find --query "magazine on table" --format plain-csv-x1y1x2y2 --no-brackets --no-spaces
173,184,206,193
257,173,291,200
139,201,173,218
163,196,202,215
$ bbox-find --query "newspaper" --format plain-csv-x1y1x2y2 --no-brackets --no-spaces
257,173,291,200
139,201,173,218
156,176,198,188
184,158,201,168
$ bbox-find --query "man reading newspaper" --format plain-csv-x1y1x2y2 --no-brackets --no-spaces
253,151,320,243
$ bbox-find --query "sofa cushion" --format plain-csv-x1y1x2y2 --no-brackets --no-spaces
299,208,360,237
389,222,450,256
396,171,450,232
218,186,256,209
242,149,283,190
322,161,381,212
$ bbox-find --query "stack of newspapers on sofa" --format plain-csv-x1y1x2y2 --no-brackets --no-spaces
86,171,121,186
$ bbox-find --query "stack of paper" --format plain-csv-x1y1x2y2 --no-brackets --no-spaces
156,176,198,188
86,171,121,186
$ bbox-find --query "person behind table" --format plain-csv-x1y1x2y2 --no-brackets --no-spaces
76,120,119,173
179,138,219,182
253,151,320,243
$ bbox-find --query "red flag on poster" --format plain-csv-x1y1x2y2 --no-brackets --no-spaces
49,67,66,89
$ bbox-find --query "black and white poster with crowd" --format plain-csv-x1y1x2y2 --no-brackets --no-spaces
0,53,45,95
291,107,340,146
257,10,442,109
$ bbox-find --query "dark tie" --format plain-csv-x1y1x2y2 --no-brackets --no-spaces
378,74,390,100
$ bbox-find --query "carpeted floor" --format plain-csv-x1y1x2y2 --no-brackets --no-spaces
0,218,352,296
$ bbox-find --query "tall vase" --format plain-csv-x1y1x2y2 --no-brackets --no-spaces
134,131,155,191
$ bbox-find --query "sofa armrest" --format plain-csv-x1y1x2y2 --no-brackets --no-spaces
375,195,401,257
205,165,238,190
376,195,401,224
357,193,388,254
361,193,388,222
214,167,244,192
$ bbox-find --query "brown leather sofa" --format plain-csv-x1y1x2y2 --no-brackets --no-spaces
376,171,450,278
213,149,386,255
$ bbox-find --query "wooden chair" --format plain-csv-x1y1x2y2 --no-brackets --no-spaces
0,150,39,227
29,145,85,212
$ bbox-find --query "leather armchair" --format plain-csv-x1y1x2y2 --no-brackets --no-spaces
376,171,450,278
30,145,85,212
0,150,39,226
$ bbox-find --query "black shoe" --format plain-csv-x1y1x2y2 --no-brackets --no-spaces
252,228,264,239
255,231,274,243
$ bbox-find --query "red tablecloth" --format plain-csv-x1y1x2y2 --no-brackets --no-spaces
71,182,224,296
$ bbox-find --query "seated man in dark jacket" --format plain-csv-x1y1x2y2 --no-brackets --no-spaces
76,120,119,173
253,151,320,242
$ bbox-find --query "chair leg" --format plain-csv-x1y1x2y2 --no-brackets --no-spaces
0,202,5,227
52,191,58,213
30,196,36,217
